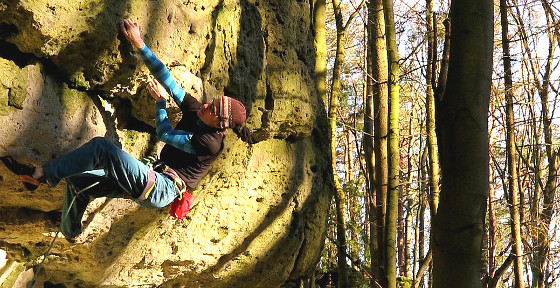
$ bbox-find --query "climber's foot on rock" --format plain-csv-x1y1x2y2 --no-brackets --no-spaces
0,156,45,191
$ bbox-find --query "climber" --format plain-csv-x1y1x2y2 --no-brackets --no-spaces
0,18,252,243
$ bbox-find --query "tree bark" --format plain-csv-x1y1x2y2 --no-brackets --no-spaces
499,0,525,286
426,0,440,218
432,0,493,287
404,195,412,278
416,148,428,287
488,255,514,288
413,250,432,288
487,148,497,284
329,0,350,284
382,0,401,286
397,194,405,276
330,0,365,286
511,1,558,286
402,116,415,278
365,1,377,285
369,0,389,286
314,0,327,107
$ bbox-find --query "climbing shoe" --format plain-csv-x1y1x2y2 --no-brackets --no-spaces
0,156,44,191
64,235,79,244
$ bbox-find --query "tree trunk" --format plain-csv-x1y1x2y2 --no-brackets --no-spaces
511,1,558,286
329,0,366,286
528,70,542,288
487,146,497,285
369,0,389,286
500,0,525,286
382,0,401,286
432,0,493,287
314,0,327,107
397,194,405,276
402,116,415,278
488,256,514,288
347,130,355,182
404,194,412,278
329,0,350,284
365,1,377,285
416,148,428,287
426,0,440,218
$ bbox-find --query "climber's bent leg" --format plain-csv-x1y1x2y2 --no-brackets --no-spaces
59,170,125,240
43,137,150,198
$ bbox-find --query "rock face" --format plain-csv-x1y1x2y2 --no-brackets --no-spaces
0,0,331,287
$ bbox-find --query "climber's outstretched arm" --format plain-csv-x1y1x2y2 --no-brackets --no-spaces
120,19,186,106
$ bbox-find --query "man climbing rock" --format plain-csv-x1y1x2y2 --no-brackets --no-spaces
1,18,251,243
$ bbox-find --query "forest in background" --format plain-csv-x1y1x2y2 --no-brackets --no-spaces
317,0,560,287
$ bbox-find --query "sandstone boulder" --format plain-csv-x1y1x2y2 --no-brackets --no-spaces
0,0,331,287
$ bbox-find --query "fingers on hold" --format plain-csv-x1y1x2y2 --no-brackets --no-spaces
121,28,128,37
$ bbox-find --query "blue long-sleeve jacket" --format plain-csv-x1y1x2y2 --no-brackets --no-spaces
137,44,224,189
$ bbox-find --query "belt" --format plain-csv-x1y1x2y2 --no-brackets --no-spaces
138,163,186,201
161,166,187,198
137,169,156,201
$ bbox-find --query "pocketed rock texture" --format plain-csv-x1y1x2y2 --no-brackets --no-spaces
0,0,331,287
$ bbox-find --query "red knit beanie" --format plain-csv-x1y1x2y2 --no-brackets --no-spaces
218,96,246,129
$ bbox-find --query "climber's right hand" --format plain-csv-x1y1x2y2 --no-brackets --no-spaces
121,18,145,49
147,79,168,102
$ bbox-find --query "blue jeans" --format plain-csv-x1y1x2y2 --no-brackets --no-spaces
43,137,178,238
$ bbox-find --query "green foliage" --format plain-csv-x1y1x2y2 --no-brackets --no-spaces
397,276,412,288
68,72,90,89
349,269,370,288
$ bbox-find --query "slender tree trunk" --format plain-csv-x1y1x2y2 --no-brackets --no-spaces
416,148,428,287
370,0,389,285
365,4,377,286
346,130,353,182
488,256,514,288
329,0,365,286
404,195,412,278
402,116,415,278
310,271,316,288
511,1,558,286
397,193,405,276
348,183,358,272
500,1,524,286
432,0,493,287
314,0,326,107
487,144,496,285
533,47,557,288
426,0,440,218
382,0,401,286
539,5,558,285
486,94,503,288
329,0,350,281
528,76,542,288
333,183,349,288
414,250,432,288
